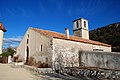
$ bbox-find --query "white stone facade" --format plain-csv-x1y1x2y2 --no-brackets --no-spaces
0,23,6,54
17,28,53,67
0,30,4,54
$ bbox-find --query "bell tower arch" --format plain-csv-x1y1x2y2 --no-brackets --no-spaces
73,18,89,39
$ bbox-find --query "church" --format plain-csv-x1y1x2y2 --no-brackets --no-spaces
16,18,111,69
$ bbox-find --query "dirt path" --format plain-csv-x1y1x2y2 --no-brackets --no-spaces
0,63,38,80
0,63,80,80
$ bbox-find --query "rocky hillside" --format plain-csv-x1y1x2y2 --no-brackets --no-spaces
89,22,120,52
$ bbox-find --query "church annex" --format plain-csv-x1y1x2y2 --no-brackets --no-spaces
16,18,111,69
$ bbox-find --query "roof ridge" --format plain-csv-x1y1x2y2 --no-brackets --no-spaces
31,27,66,35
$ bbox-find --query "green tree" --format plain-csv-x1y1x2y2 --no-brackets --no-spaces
0,48,15,57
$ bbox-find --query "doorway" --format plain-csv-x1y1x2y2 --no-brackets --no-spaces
26,46,29,64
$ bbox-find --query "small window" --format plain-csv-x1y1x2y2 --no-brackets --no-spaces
27,39,29,44
27,34,29,38
84,21,86,28
41,45,43,51
27,34,29,44
76,21,79,28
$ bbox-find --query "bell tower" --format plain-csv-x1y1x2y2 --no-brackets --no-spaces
0,22,6,54
73,18,89,39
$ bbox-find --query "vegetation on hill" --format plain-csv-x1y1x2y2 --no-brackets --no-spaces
89,22,120,52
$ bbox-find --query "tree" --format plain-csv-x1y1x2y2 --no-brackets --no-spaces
0,48,15,57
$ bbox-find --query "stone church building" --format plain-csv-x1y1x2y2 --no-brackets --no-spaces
17,18,111,69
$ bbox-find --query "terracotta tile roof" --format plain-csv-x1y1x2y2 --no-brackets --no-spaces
31,28,111,47
0,22,6,32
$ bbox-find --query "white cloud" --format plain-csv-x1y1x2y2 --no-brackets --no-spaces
3,36,23,48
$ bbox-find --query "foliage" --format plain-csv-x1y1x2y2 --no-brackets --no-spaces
0,52,11,57
0,48,15,57
7,48,16,56
89,22,120,52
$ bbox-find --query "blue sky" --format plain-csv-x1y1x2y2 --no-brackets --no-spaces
0,0,120,48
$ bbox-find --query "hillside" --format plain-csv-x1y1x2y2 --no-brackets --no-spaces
89,22,120,52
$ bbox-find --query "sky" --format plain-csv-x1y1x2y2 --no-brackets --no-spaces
0,0,120,48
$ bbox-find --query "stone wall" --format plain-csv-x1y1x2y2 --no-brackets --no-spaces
24,65,53,74
79,51,120,70
53,38,80,70
52,38,111,70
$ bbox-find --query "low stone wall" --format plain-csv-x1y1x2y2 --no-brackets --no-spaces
11,62,53,74
64,67,120,79
24,65,53,74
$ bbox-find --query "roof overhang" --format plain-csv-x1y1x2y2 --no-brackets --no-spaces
0,23,6,32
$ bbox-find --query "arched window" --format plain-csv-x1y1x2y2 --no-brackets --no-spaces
27,34,29,38
84,21,86,28
76,21,79,28
41,45,43,51
27,34,29,44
